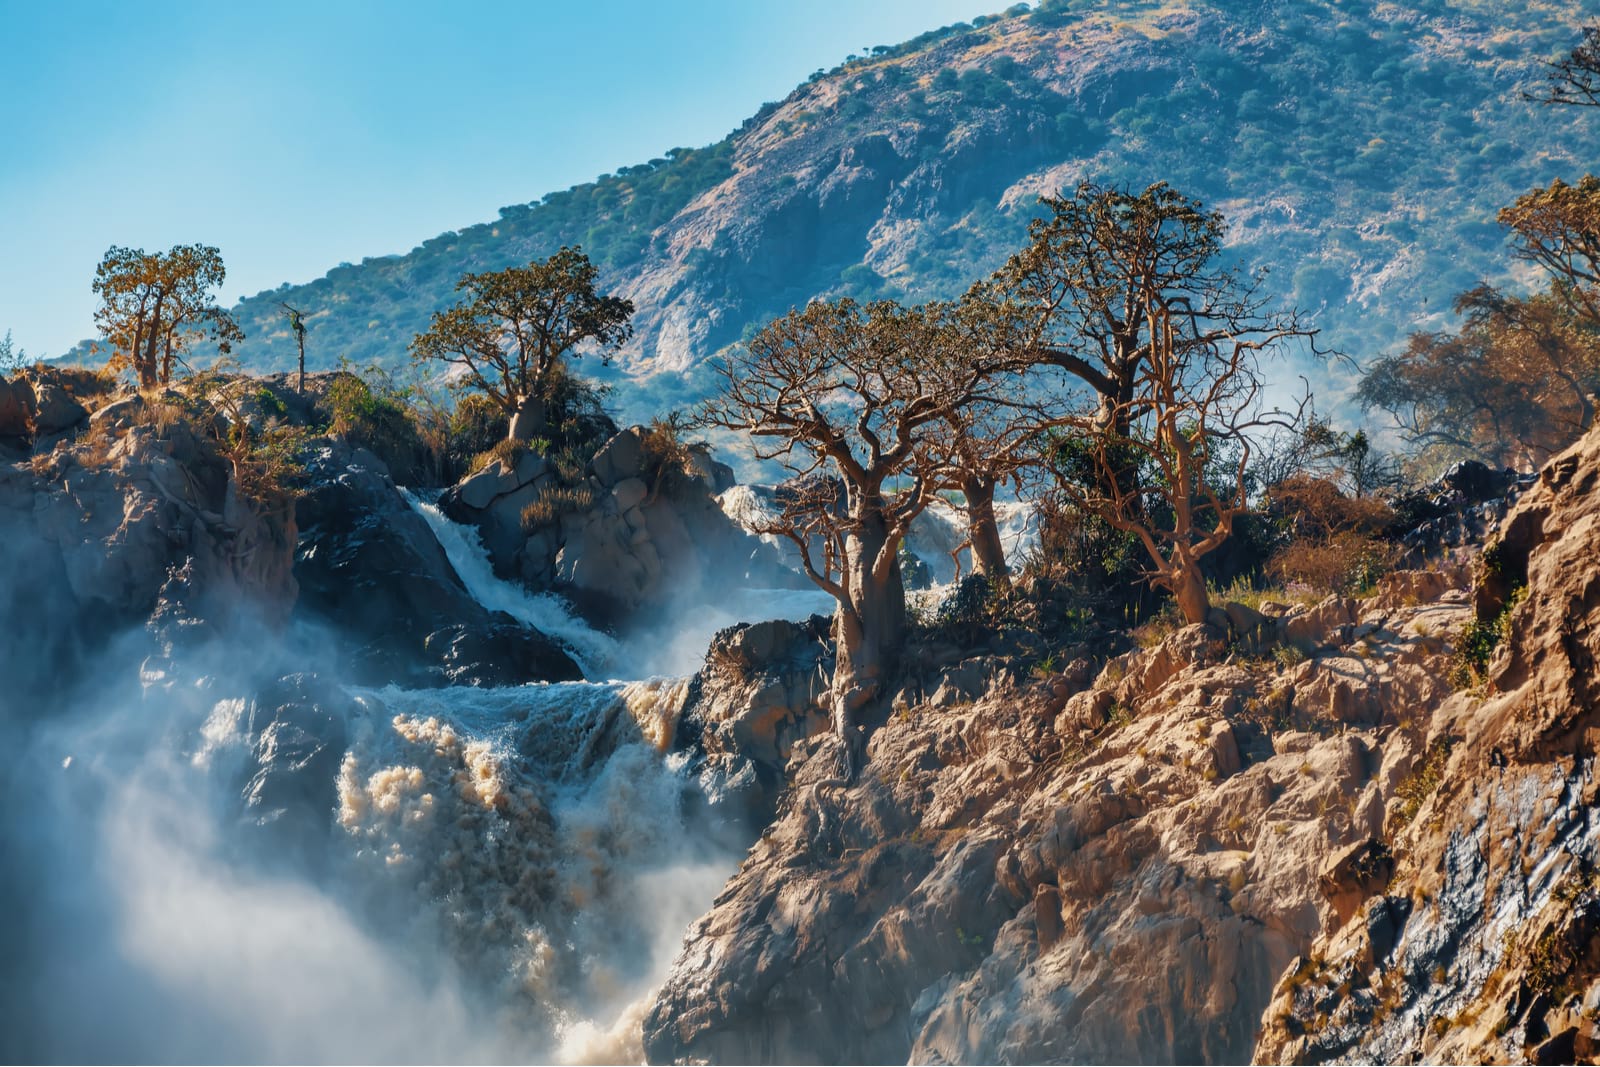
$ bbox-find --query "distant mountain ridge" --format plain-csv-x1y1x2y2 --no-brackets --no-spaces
74,0,1600,421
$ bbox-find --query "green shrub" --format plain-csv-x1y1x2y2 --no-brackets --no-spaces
325,365,429,483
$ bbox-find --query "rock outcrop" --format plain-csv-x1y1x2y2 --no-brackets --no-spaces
0,377,298,698
1254,426,1600,1065
293,440,581,687
442,426,791,622
646,564,1479,1064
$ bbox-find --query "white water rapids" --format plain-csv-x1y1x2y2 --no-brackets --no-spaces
15,490,832,1063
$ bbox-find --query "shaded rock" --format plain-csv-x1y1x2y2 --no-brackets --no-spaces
456,459,517,510
0,376,33,438
29,375,88,436
423,619,581,687
590,427,644,486
236,673,352,868
293,441,575,687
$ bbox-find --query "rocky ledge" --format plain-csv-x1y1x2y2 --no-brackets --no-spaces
643,431,1600,1064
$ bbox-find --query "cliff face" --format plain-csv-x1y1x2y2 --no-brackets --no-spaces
646,431,1600,1064
647,569,1477,1062
1255,429,1600,1066
0,368,300,700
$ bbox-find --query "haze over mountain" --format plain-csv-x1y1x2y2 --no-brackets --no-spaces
67,0,1598,420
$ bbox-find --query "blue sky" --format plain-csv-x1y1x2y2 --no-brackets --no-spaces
0,0,987,357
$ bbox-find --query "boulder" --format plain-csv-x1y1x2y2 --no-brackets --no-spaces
293,441,578,687
590,427,644,486
457,458,520,510
237,673,352,866
0,376,33,437
612,477,648,512
30,377,87,436
422,618,581,686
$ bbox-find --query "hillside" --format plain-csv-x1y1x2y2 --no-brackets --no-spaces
80,0,1599,421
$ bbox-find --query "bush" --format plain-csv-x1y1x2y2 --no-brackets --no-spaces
520,484,597,531
468,437,530,476
638,413,696,488
325,365,431,484
1269,532,1397,596
1264,475,1397,595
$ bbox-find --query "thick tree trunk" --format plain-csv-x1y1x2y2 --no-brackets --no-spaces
830,508,905,753
962,476,1009,583
140,298,165,390
1172,559,1210,626
507,394,546,441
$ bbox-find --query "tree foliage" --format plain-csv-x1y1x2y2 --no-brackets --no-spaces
1358,284,1600,469
410,246,633,432
991,181,1316,437
92,244,243,389
1499,176,1600,325
1535,23,1600,108
1051,301,1304,624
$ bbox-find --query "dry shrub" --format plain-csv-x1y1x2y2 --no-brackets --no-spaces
520,484,596,530
468,437,533,475
1269,532,1398,595
1266,475,1397,595
639,414,693,486
75,418,117,469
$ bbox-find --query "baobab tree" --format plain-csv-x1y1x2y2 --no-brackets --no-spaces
93,244,243,389
410,246,633,439
930,293,1055,584
701,297,1014,764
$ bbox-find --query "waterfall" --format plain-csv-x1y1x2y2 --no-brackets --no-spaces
401,489,623,678
10,484,828,1063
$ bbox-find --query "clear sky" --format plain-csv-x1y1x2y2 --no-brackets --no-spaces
0,0,988,358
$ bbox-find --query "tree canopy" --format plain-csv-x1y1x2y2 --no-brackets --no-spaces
701,297,1020,762
92,244,242,389
411,246,633,435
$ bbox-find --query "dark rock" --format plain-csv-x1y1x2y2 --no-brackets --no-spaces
423,618,581,687
1530,1026,1577,1065
29,375,88,436
293,440,579,686
590,427,644,486
1364,895,1410,966
0,376,33,438
237,673,352,867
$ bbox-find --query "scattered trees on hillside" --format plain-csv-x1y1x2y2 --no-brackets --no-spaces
410,246,633,439
701,179,1326,752
93,244,243,389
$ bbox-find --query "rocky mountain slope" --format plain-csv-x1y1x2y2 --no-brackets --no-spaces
85,0,1596,421
644,427,1600,1063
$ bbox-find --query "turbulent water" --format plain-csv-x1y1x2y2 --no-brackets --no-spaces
405,487,833,678
9,496,826,1064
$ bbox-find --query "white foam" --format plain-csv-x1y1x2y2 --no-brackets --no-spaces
401,489,623,678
